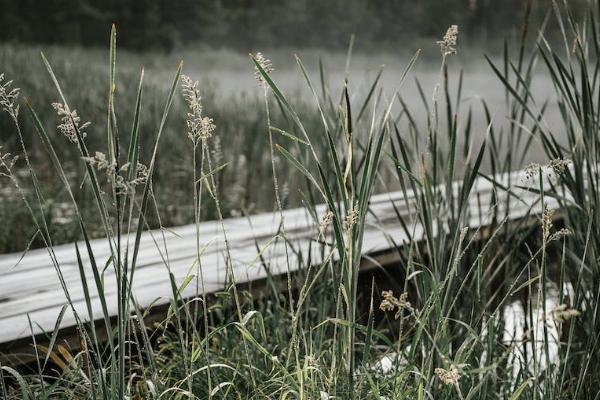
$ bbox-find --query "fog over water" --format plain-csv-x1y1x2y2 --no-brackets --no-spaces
188,48,562,167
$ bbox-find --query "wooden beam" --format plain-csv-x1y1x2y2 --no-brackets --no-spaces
0,167,564,359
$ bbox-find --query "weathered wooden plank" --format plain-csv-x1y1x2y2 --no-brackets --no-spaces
0,168,559,346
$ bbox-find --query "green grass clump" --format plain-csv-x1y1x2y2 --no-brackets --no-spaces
1,1,600,398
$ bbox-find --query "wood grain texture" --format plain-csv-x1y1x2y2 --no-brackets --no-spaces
0,168,559,345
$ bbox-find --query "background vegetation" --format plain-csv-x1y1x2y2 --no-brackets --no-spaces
0,0,589,51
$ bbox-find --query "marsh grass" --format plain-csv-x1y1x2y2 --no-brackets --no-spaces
0,44,328,253
1,0,600,398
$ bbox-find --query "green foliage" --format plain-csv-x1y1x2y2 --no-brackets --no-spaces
0,0,586,50
0,44,326,252
1,1,600,398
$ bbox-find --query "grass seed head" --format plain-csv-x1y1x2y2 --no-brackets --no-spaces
435,365,461,385
0,147,18,178
181,74,215,143
523,158,570,185
52,102,90,143
319,210,334,236
380,290,413,319
130,163,149,187
83,151,115,174
542,206,555,242
523,162,541,182
549,157,571,174
253,52,274,85
344,203,359,231
437,25,459,56
0,73,20,118
549,227,572,242
550,304,581,323
82,152,147,193
181,74,202,116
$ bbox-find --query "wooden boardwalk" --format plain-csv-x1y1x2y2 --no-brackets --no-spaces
0,168,556,352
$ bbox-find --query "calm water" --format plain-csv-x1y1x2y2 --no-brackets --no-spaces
190,48,562,167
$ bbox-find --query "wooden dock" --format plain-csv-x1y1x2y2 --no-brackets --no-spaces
0,168,557,355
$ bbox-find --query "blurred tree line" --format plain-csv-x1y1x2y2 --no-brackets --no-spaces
0,0,588,51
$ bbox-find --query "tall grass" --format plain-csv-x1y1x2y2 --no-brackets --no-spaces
0,44,327,253
489,0,600,396
1,1,599,398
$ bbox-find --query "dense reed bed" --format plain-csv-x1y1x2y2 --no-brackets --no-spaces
0,1,599,398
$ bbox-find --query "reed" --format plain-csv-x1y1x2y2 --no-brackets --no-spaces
0,1,599,398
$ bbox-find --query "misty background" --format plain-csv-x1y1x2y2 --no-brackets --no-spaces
0,0,575,252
